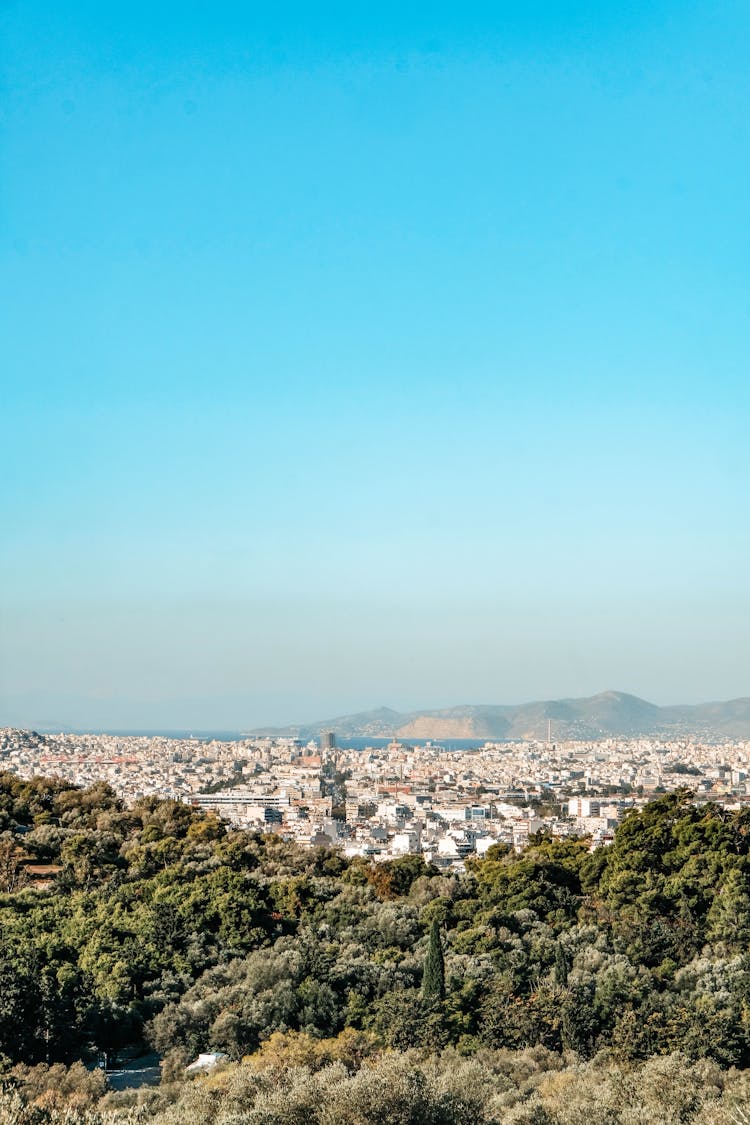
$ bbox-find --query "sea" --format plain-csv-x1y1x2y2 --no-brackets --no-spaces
46,730,501,752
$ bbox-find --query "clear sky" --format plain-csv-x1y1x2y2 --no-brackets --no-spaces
2,1,749,730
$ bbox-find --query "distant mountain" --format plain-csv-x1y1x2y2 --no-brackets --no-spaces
250,707,405,741
668,697,750,739
249,692,750,741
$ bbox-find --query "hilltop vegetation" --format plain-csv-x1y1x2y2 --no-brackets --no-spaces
3,775,750,1119
6,1047,750,1124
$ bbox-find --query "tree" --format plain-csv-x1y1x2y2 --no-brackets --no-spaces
554,942,569,985
422,918,445,1001
706,868,750,946
0,835,27,893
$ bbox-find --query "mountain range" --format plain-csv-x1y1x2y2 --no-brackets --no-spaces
249,691,750,741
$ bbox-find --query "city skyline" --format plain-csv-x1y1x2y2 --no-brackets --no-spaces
3,1,750,730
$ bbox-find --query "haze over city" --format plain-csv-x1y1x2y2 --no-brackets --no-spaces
3,1,749,731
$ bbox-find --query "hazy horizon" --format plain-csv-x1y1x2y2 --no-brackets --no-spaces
3,1,749,732
5,686,750,735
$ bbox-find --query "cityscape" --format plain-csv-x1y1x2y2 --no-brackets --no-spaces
4,0,750,1119
3,723,749,867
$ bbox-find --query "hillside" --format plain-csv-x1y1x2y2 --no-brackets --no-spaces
4,780,750,1121
250,691,750,740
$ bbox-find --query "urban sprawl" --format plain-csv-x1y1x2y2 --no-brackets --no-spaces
1,728,748,868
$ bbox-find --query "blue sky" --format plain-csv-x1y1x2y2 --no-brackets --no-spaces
2,1,749,729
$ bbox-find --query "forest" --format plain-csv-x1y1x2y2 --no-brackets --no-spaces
2,774,750,1121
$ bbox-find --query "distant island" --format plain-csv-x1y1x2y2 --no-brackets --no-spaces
249,690,750,741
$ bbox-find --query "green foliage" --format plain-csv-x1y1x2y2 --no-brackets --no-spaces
6,1049,750,1123
422,918,446,1000
5,774,750,1105
366,854,438,900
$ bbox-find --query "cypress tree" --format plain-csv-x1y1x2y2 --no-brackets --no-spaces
554,942,569,985
422,917,445,1001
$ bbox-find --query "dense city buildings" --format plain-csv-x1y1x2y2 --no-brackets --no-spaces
2,727,748,870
